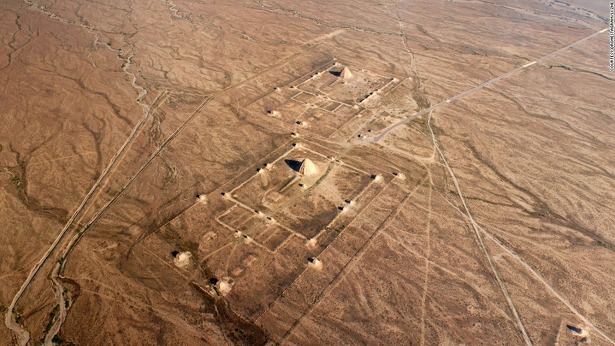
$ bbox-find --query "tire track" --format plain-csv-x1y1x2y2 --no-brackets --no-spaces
370,27,609,143
41,97,210,343
253,175,400,326
384,6,529,339
432,127,533,346
4,91,166,346
479,228,615,345
438,194,615,345
279,175,428,343
419,182,433,346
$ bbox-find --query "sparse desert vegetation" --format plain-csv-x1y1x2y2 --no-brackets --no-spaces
0,0,613,345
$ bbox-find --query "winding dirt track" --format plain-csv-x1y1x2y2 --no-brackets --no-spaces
482,229,615,344
4,0,610,343
4,2,164,342
432,130,533,346
370,27,609,143
39,97,211,344
3,91,166,346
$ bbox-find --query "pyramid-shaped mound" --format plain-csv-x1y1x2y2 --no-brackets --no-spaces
299,158,318,176
340,66,353,79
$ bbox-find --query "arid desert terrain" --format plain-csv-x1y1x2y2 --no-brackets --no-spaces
0,0,614,345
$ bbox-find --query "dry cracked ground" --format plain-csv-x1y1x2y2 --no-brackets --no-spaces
0,0,614,345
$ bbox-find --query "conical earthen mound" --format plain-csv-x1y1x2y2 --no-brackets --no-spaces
340,66,353,79
299,158,318,176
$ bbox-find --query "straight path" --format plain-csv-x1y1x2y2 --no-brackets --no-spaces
370,27,609,143
4,91,166,346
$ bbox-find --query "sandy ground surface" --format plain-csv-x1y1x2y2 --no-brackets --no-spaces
0,0,613,345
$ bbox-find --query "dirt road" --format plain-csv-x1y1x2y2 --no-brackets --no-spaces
370,28,609,143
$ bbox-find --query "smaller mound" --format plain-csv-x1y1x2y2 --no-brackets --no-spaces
173,251,192,268
196,194,207,204
305,238,317,248
216,278,233,296
308,257,323,270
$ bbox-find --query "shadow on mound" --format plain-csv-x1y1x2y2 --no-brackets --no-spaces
285,159,303,172
566,325,582,334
